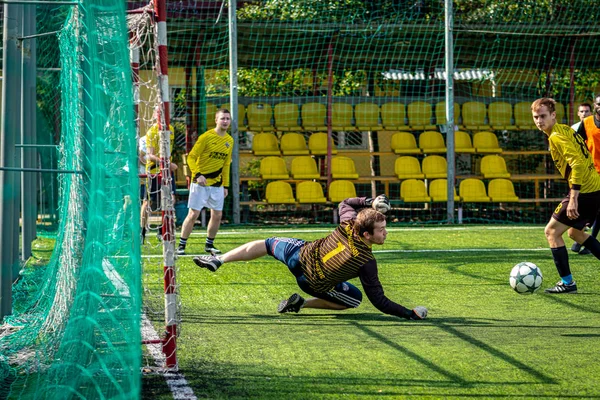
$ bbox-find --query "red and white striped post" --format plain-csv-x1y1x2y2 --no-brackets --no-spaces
154,0,177,369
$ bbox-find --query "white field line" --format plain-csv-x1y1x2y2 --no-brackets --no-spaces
103,259,197,400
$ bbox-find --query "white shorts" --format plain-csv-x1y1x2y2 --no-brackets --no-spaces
188,184,225,211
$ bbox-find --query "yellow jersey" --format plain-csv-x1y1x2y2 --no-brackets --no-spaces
187,129,234,187
547,123,600,193
145,123,175,173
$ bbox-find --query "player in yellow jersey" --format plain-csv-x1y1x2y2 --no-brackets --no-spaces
531,98,600,293
177,109,233,255
192,196,428,320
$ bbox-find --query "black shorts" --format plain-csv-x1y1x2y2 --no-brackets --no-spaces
552,190,600,230
140,171,177,203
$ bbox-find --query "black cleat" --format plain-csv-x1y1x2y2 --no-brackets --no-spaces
579,247,592,255
193,255,223,272
545,280,577,294
571,243,582,253
205,245,222,255
176,246,186,256
277,293,305,313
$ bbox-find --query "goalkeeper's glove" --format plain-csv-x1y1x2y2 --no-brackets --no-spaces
365,194,389,207
408,306,428,320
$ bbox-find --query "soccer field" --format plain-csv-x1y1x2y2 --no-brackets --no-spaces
142,225,600,399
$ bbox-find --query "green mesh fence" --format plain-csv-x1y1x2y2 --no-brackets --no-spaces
1,0,141,398
141,0,600,226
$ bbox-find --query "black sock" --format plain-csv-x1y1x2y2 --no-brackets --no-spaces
550,246,571,278
582,236,600,259
591,219,600,239
179,237,187,249
206,237,215,247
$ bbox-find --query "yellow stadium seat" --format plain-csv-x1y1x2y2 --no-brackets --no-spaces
280,133,309,156
332,103,355,131
331,156,359,179
454,131,475,153
247,103,274,132
401,179,431,202
555,102,565,124
461,101,489,131
355,102,382,131
391,132,421,155
260,156,289,180
206,102,218,129
291,156,320,180
459,178,490,202
252,132,280,156
395,156,425,179
265,181,295,204
422,155,447,179
296,181,327,203
308,132,338,155
514,102,536,130
435,101,460,126
381,102,410,131
328,180,357,202
419,131,446,154
274,102,301,131
301,102,327,131
488,178,519,202
488,102,517,130
480,155,511,178
429,179,460,202
220,104,246,130
473,131,502,154
407,101,436,131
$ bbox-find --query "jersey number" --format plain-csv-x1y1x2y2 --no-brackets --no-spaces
573,132,589,159
322,242,346,263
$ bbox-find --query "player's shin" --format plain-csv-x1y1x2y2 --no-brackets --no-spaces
551,246,572,283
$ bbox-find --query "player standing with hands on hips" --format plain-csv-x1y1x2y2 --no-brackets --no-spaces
531,98,600,293
177,109,233,255
193,195,428,320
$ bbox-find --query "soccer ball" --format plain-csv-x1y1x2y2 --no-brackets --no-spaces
509,262,543,294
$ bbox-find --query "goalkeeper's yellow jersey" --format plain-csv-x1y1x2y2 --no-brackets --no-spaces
145,123,174,173
547,123,600,193
187,129,233,187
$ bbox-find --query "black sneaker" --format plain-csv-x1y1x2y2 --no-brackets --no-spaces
571,243,582,253
545,280,577,294
277,293,305,313
205,245,222,255
579,247,592,255
176,246,185,256
193,255,223,272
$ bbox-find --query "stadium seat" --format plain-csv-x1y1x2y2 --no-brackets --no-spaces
395,156,425,179
514,102,536,130
280,133,309,156
206,102,218,129
331,156,359,179
290,156,320,180
247,103,274,132
473,131,502,154
407,101,436,131
391,132,421,155
401,179,431,202
435,101,461,126
252,132,280,156
488,101,517,130
454,131,476,153
419,131,446,154
381,102,410,131
274,102,301,131
296,181,327,203
260,156,289,180
354,102,382,131
422,155,447,179
301,102,327,131
308,132,338,155
480,155,511,178
328,180,357,202
332,103,355,131
461,101,489,131
488,178,519,202
459,178,491,202
429,179,460,202
265,181,295,204
555,102,566,124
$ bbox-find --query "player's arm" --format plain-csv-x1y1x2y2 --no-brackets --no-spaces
146,127,161,167
553,133,586,190
187,134,207,184
358,260,427,320
338,195,390,222
577,121,587,142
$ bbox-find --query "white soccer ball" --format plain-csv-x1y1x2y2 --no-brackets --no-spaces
372,196,391,214
509,262,543,294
